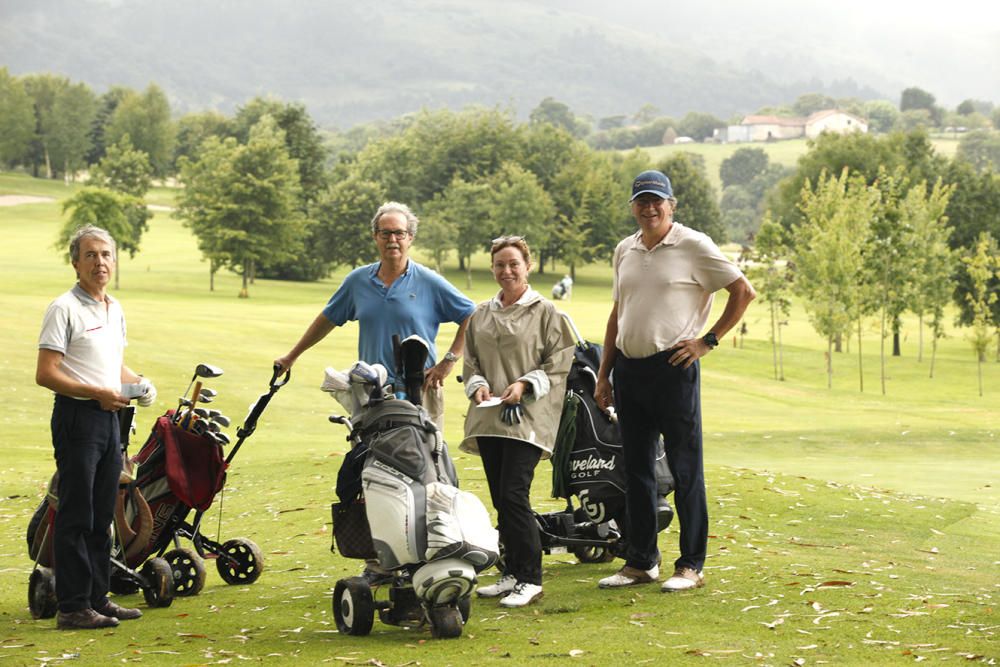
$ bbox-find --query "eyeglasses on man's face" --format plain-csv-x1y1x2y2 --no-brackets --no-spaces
376,228,411,240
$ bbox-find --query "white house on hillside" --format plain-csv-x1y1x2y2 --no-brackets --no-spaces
715,109,869,143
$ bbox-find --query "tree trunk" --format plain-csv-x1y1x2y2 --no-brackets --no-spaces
770,302,778,381
239,260,249,298
857,317,864,393
892,330,901,357
458,255,466,271
465,260,472,290
209,258,216,292
834,332,843,353
929,333,937,379
826,337,833,389
778,319,785,382
880,301,887,396
917,313,924,362
570,263,576,282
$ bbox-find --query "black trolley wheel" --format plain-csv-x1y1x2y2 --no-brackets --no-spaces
572,544,616,563
216,538,265,585
28,567,57,619
140,557,175,608
332,577,375,636
109,567,140,596
163,547,207,596
428,603,463,639
457,595,471,624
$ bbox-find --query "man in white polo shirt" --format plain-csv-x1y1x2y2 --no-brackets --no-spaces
36,225,157,630
594,170,755,593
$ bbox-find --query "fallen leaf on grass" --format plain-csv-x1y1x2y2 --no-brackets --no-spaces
818,581,854,588
569,649,585,657
177,632,209,638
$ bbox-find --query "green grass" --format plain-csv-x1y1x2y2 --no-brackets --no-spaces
0,173,997,665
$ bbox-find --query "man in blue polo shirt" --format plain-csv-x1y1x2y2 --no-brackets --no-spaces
36,225,157,630
275,201,474,427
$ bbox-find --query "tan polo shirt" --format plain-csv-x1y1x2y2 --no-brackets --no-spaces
612,223,742,359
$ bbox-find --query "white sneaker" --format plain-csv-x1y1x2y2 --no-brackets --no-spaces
499,582,543,608
476,574,517,598
598,564,659,589
661,567,705,592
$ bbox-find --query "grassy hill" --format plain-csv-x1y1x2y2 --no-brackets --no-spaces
0,173,996,664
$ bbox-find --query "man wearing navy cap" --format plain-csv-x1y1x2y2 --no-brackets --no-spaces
594,170,755,592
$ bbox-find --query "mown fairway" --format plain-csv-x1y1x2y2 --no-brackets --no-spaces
0,172,996,665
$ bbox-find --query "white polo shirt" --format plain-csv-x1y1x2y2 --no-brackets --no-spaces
38,285,127,392
612,223,742,359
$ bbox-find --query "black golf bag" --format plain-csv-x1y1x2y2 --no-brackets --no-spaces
541,322,674,563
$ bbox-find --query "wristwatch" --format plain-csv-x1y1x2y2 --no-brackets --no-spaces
443,351,460,363
702,332,719,349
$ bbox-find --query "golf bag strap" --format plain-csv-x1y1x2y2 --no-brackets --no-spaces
114,483,154,564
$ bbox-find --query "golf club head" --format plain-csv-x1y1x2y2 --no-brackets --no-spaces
212,414,231,428
206,421,221,433
193,407,210,418
195,363,224,379
200,387,218,398
178,397,193,408
207,409,221,418
210,432,231,446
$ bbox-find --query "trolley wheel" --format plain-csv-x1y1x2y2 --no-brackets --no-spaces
216,538,264,585
109,568,140,596
428,604,463,639
332,577,375,636
28,567,57,619
572,544,616,563
163,548,207,597
140,557,175,608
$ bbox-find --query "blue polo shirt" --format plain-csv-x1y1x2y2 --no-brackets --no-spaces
322,260,474,383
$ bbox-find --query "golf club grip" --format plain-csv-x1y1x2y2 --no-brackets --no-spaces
270,363,291,388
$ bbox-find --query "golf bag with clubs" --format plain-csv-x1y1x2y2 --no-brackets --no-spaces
326,335,499,639
539,314,675,563
26,364,289,619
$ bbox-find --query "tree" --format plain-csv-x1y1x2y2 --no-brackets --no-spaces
676,112,724,141
655,153,724,241
22,73,70,178
956,129,1000,173
791,168,876,389
173,110,231,170
720,147,769,188
0,68,35,167
424,176,494,287
106,84,175,177
490,162,555,271
307,175,384,271
903,179,955,375
529,97,588,137
58,188,142,289
962,232,999,396
177,117,305,297
86,86,131,166
49,81,97,180
749,216,792,381
793,93,836,117
862,99,900,134
900,87,940,124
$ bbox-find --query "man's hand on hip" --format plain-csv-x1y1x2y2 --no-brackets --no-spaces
423,359,454,389
668,338,712,369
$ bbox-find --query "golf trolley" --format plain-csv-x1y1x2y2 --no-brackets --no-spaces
536,315,675,564
27,363,289,619
325,336,499,639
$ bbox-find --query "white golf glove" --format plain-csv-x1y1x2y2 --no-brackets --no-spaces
137,377,157,407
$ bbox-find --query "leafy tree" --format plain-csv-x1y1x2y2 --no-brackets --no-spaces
632,104,661,125
962,232,999,395
0,68,35,167
956,129,1000,173
655,153,724,241
720,147,769,188
793,93,836,116
900,87,940,124
529,97,588,138
173,110,231,170
49,81,97,179
598,115,626,131
176,117,305,297
676,112,724,141
86,86,131,165
748,216,792,381
896,108,935,131
58,188,142,289
863,99,900,134
791,168,876,389
307,175,385,271
720,185,757,243
423,176,493,287
956,99,992,116
22,73,70,178
489,162,555,272
902,179,955,374
106,84,175,177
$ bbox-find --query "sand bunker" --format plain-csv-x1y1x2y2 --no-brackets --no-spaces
0,195,55,206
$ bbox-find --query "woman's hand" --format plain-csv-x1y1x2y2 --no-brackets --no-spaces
472,385,492,405
500,380,529,405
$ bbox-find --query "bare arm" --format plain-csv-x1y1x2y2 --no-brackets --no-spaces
668,275,757,369
424,315,471,389
594,302,619,410
274,313,337,372
36,348,126,411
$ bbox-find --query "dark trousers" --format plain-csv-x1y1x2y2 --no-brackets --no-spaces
478,436,543,585
614,350,707,573
51,395,122,613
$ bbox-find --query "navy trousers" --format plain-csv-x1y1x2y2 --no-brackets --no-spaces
477,436,543,585
51,395,121,613
613,350,708,573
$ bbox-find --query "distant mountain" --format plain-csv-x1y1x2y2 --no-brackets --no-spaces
4,0,988,130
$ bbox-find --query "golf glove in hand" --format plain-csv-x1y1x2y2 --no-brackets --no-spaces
500,402,523,425
137,377,157,407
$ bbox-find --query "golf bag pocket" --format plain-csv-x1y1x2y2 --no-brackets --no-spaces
424,482,499,571
361,463,423,569
331,497,377,560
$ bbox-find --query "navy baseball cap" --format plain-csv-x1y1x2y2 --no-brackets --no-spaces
630,170,673,202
